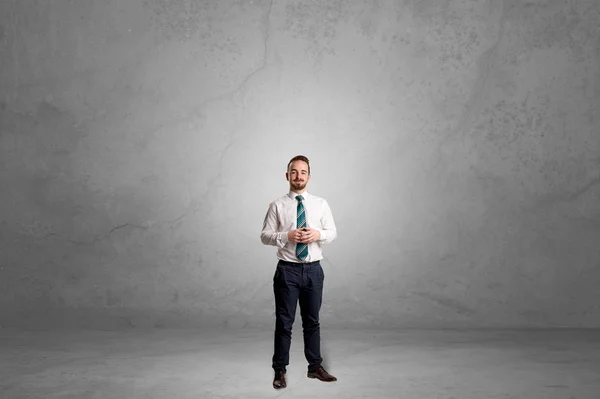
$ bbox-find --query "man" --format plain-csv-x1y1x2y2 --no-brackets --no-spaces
260,155,338,389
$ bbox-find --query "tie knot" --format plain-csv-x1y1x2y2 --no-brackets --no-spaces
295,195,303,202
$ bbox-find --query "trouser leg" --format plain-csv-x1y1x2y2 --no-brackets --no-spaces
272,262,301,372
299,262,324,372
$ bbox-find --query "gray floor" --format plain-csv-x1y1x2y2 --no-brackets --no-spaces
1,327,599,398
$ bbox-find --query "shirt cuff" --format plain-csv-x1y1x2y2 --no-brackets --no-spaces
316,229,325,242
279,231,289,245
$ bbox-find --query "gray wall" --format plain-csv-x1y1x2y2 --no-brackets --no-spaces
1,0,599,330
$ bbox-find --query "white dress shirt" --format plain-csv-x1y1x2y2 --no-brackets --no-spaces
261,190,337,262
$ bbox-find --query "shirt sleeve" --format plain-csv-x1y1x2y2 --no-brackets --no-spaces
260,201,289,248
317,199,337,245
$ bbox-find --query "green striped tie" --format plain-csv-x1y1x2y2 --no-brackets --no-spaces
296,195,308,261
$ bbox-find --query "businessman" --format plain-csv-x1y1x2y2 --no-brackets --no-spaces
260,155,338,389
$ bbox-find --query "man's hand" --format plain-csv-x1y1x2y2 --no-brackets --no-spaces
288,227,320,244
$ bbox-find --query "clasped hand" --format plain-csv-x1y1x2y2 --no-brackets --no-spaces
288,227,320,244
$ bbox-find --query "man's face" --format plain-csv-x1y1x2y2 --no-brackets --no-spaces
286,160,310,191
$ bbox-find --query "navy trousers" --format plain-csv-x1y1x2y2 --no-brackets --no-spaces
272,259,324,373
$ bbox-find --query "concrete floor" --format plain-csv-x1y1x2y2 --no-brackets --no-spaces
1,328,599,398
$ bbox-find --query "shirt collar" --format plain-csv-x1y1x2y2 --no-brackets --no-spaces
288,190,309,200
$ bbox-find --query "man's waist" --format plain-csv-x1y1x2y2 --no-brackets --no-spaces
277,259,321,266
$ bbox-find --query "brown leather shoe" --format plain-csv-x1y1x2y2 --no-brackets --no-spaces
307,366,337,382
273,370,287,389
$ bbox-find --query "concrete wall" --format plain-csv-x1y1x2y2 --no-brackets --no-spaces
1,0,599,329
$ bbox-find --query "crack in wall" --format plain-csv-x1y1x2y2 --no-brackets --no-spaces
71,223,148,246
433,0,508,171
177,0,275,224
535,173,600,207
195,0,274,112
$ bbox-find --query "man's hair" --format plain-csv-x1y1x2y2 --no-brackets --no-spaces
287,155,311,175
